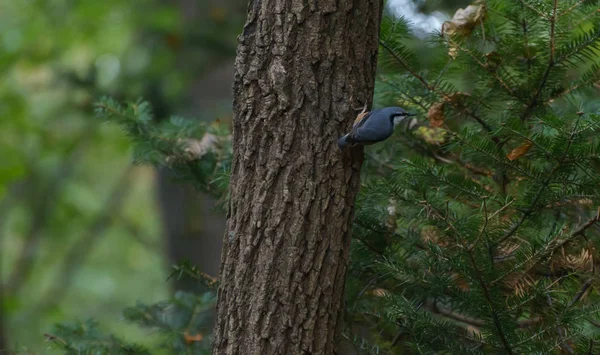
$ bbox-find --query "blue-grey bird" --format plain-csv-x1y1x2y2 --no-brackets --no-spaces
337,106,417,149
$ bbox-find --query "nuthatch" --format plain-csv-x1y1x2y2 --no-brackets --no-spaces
337,106,417,149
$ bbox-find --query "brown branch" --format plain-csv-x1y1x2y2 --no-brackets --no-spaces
456,159,494,177
493,211,598,286
432,301,542,329
430,302,485,327
469,198,488,251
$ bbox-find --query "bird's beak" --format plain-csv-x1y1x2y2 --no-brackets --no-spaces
407,113,417,116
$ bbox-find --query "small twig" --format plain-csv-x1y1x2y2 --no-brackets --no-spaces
450,40,520,100
559,0,585,17
433,59,454,90
44,333,68,346
569,279,592,308
517,0,551,20
492,114,582,250
551,212,600,253
431,302,485,327
469,198,488,251
467,250,515,354
521,0,558,120
487,200,515,220
378,77,429,112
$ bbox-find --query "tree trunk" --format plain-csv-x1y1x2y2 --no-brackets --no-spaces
213,0,383,354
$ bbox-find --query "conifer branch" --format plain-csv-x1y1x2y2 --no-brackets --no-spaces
550,212,600,253
544,76,600,104
378,76,428,111
420,201,515,352
522,0,558,120
450,41,521,100
469,198,488,251
466,251,515,354
381,40,501,139
500,124,556,162
452,133,537,180
559,0,585,17
550,0,558,61
521,12,532,73
379,40,433,90
568,12,600,30
517,0,550,20
429,302,542,329
568,279,592,308
555,31,600,65
493,114,581,249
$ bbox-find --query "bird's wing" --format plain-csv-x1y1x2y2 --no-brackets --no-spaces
353,110,371,127
347,112,371,142
354,121,393,142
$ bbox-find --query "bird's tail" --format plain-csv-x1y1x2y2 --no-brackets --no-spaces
337,134,349,149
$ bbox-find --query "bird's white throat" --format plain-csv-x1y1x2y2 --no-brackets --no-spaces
393,116,404,127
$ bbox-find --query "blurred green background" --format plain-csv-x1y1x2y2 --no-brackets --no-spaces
0,0,468,353
0,0,247,352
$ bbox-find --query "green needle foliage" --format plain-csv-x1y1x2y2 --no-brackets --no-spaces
45,319,150,355
346,0,600,353
94,96,232,206
47,291,215,355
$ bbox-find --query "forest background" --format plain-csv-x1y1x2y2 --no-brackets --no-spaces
2,0,597,353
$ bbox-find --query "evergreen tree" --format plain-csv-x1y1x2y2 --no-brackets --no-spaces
345,0,600,353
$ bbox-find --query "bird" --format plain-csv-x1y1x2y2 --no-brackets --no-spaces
337,106,417,149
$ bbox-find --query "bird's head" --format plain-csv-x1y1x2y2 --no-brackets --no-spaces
386,107,417,127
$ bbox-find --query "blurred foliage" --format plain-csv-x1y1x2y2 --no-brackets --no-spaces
93,97,232,203
45,319,150,355
46,291,215,355
0,0,241,353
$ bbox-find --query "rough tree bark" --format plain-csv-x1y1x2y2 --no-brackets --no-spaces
213,0,383,354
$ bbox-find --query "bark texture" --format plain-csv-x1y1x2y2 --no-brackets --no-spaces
213,0,383,354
